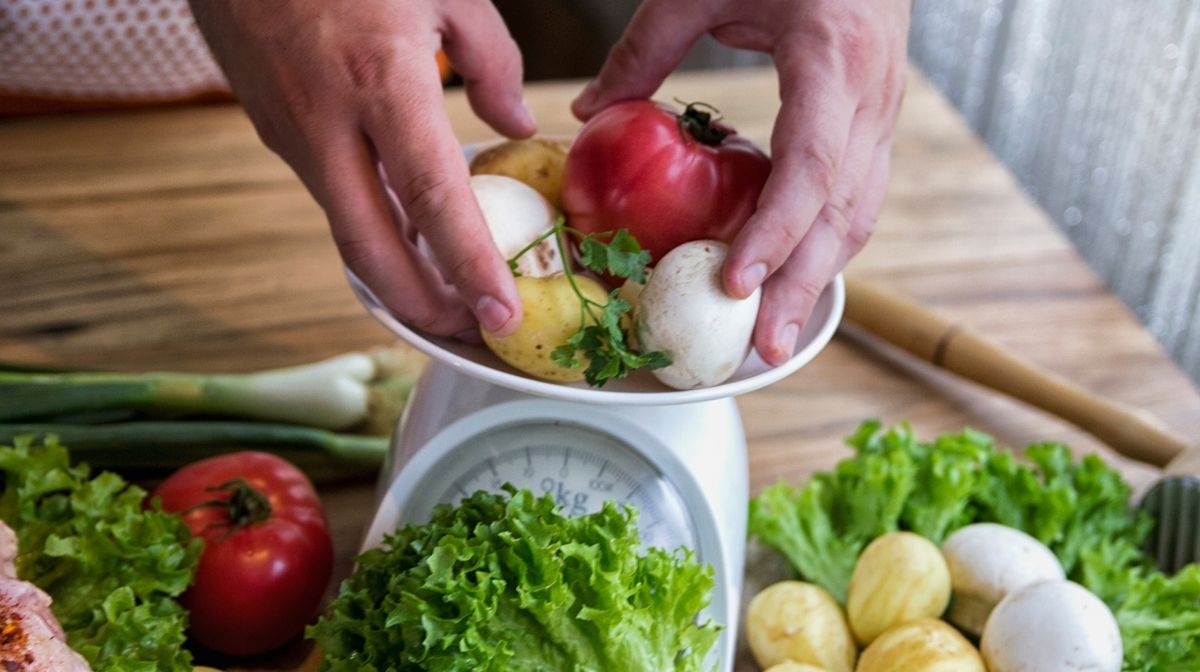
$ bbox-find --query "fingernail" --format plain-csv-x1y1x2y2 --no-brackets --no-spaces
475,295,513,334
574,81,599,111
518,97,536,130
740,262,768,293
774,323,800,363
454,329,483,345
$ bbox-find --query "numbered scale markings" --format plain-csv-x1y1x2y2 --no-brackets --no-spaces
411,422,697,551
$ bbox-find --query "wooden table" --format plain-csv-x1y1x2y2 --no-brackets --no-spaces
2,67,1199,671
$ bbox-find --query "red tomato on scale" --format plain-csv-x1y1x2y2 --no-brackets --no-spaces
562,100,771,266
153,452,333,656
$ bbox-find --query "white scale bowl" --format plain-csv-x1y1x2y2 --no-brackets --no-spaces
347,268,843,405
344,139,843,405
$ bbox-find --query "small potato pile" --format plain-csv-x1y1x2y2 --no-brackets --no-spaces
746,526,1123,672
470,137,761,390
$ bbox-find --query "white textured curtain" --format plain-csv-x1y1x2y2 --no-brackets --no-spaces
909,0,1200,383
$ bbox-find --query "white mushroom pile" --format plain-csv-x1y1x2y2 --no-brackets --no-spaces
941,523,1123,672
940,523,1065,635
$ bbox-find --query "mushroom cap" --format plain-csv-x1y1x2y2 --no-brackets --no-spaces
941,523,1064,635
981,580,1122,672
469,174,562,278
638,241,759,390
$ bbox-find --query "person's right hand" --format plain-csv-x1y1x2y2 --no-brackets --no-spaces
188,0,533,339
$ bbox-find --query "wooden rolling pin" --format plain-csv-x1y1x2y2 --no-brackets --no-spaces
843,276,1198,473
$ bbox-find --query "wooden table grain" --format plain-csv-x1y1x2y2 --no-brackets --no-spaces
2,67,1198,671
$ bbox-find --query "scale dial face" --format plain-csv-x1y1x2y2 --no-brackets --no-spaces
400,421,698,551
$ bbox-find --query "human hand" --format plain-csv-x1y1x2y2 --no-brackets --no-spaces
189,0,534,338
573,0,910,365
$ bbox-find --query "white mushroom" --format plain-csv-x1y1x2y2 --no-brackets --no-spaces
637,241,760,389
940,523,1064,636
981,579,1122,672
469,174,563,277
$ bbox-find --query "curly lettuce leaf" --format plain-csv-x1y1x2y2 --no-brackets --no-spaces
311,487,719,672
749,421,1197,672
0,435,200,671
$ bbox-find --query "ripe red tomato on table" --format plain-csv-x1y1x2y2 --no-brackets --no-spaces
562,100,771,266
152,451,333,656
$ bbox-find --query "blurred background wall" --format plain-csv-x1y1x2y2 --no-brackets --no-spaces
909,0,1200,384
500,0,1200,384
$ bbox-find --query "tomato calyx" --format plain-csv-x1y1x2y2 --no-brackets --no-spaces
675,100,730,147
186,478,273,535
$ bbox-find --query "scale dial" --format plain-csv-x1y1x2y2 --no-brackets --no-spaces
399,421,698,552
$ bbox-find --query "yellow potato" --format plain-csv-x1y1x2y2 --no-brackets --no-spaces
470,137,570,205
847,532,951,646
856,618,985,672
481,274,608,382
745,581,856,672
763,663,826,672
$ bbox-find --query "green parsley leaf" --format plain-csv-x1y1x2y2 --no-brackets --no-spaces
507,222,670,387
579,230,651,283
551,343,579,369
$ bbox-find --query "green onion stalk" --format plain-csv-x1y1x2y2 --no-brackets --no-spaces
0,345,425,479
0,345,424,433
0,420,388,480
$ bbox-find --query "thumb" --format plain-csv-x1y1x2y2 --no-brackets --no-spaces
572,0,711,120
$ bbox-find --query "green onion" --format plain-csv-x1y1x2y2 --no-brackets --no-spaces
0,346,424,431
0,421,388,478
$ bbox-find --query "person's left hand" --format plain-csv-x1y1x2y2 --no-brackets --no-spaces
573,0,910,365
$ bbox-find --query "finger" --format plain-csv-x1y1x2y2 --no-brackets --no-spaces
441,0,536,138
723,48,857,299
571,0,713,120
360,53,522,336
835,143,891,269
752,121,879,365
308,131,476,336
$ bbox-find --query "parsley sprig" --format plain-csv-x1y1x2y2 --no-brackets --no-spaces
507,220,671,387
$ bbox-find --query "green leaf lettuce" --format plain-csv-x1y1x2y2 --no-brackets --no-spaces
749,421,1200,672
311,487,719,671
0,435,200,671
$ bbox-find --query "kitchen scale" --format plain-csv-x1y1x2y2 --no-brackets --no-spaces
348,267,843,669
344,142,843,669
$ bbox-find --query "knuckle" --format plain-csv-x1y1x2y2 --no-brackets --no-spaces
791,274,827,307
836,14,881,81
399,168,455,221
280,78,322,126
845,223,874,253
793,9,883,90
444,243,495,283
820,195,856,239
340,41,402,92
798,143,841,196
407,307,451,334
760,214,806,258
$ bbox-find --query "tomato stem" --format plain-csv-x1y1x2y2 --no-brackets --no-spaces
185,478,273,532
673,99,729,147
